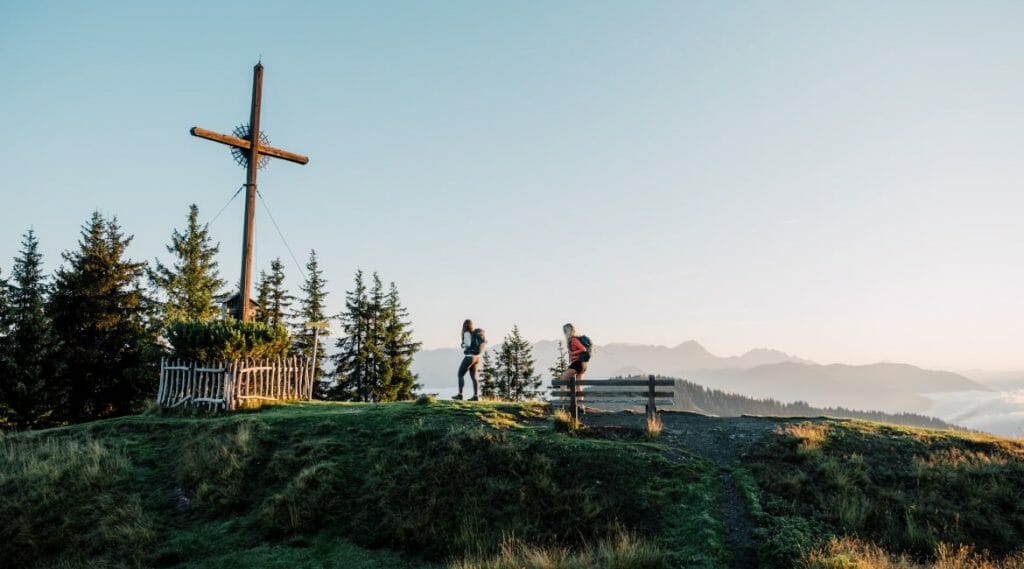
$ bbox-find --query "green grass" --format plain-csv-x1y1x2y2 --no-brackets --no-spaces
0,401,717,568
5,403,1024,568
740,419,1024,567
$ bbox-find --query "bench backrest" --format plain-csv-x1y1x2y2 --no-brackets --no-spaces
550,375,674,420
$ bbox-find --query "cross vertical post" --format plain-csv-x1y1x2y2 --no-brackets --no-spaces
240,63,263,321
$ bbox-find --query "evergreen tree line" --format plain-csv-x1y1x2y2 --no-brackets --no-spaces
0,204,421,429
627,376,953,429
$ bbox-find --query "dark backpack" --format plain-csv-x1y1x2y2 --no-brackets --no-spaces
470,329,487,355
577,335,593,362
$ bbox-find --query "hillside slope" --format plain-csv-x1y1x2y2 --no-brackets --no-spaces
2,402,1022,569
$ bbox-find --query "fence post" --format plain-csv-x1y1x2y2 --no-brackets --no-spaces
156,357,165,406
647,374,656,421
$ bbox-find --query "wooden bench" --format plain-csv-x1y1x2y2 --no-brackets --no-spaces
550,375,675,421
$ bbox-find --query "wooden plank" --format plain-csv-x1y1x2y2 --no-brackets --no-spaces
552,378,671,386
239,365,277,373
550,397,675,405
190,127,310,165
170,395,192,408
548,390,674,398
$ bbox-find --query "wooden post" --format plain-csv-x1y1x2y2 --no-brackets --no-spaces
238,63,263,321
157,358,165,406
569,375,579,422
647,374,656,421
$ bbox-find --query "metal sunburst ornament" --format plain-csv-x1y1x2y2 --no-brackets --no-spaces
231,124,272,169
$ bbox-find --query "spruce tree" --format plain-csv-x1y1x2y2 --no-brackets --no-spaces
0,229,62,429
264,258,292,327
549,340,569,382
381,281,421,400
0,266,8,336
330,271,418,402
255,270,271,324
149,204,225,324
48,212,157,422
493,326,541,401
330,270,370,401
0,231,64,429
479,350,497,399
293,250,330,396
361,273,389,401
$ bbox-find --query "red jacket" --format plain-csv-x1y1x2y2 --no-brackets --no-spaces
568,336,586,363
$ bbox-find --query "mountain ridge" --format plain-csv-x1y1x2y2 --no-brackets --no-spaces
412,340,990,417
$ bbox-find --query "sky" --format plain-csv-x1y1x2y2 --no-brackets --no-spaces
1,1,1022,371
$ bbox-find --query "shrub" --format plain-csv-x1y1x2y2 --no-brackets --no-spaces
166,319,290,361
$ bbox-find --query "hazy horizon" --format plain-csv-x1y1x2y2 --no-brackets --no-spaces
3,1,1022,371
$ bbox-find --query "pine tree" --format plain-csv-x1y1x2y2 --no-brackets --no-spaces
293,250,330,396
330,270,369,401
493,326,541,401
549,340,569,382
48,212,157,423
264,258,292,327
330,272,418,402
255,270,271,324
149,204,225,324
0,231,64,429
361,273,389,401
479,350,497,399
380,281,421,401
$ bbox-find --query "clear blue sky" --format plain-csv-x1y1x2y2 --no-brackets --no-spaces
2,1,1022,370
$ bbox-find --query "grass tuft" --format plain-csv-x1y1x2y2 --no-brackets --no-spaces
552,408,582,433
803,536,1024,569
645,413,663,440
450,531,666,569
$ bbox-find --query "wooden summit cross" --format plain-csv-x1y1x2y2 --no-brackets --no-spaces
190,62,309,321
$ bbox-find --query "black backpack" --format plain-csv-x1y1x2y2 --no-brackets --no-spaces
578,335,593,362
470,329,487,355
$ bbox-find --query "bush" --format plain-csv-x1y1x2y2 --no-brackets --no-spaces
166,319,290,361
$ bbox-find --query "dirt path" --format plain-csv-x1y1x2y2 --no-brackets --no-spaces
584,411,779,569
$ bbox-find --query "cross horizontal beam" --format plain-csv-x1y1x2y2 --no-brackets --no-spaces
190,126,309,165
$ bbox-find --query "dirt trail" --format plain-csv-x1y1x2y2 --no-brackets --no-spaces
584,411,779,569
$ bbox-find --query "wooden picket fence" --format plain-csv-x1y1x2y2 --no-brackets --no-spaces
157,357,314,411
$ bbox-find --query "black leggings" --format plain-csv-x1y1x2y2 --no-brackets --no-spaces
458,355,479,396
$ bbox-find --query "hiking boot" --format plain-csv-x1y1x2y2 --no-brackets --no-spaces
468,395,479,402
453,394,463,400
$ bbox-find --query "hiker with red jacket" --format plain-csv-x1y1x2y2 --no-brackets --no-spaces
455,319,486,401
561,323,592,408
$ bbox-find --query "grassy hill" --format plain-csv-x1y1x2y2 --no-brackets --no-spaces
1,401,1022,569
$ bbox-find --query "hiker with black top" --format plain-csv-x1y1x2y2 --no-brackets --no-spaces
561,323,592,411
455,319,486,401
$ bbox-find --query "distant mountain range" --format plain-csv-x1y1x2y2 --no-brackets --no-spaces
412,340,990,415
